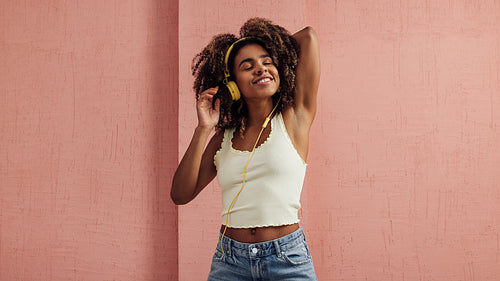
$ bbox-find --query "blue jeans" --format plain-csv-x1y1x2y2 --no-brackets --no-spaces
207,226,317,280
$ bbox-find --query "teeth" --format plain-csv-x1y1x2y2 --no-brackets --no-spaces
256,78,271,83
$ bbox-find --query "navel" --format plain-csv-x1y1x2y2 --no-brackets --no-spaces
250,228,257,235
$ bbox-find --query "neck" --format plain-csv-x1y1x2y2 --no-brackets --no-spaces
245,97,275,127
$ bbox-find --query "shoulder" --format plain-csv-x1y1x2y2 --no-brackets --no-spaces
208,128,225,150
197,128,226,174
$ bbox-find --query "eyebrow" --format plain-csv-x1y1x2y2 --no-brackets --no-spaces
238,54,271,68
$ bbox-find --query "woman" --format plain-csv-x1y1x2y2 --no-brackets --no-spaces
171,18,320,280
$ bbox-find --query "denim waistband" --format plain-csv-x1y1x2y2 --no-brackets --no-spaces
217,226,306,258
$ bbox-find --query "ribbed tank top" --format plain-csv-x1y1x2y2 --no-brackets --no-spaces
214,112,307,228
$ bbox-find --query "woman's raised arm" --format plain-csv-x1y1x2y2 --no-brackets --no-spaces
292,26,320,121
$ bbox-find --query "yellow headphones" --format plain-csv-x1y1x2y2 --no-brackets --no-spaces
223,37,256,101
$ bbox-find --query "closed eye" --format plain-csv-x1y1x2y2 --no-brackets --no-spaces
238,54,273,70
262,56,273,65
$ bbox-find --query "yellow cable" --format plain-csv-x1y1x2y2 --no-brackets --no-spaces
220,99,280,255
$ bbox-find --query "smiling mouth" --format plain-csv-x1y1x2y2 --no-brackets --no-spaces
253,77,273,84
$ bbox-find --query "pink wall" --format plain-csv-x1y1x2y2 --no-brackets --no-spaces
1,1,179,280
306,1,500,280
2,1,500,281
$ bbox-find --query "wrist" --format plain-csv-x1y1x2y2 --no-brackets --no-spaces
195,124,214,135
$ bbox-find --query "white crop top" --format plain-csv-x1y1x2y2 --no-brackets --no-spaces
214,112,307,228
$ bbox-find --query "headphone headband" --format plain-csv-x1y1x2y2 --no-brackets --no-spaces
224,37,257,79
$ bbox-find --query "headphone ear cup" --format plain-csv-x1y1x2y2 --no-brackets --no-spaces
226,81,241,101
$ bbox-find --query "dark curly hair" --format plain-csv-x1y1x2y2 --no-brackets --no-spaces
191,18,300,132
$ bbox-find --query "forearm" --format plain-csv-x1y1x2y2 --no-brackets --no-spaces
170,126,212,205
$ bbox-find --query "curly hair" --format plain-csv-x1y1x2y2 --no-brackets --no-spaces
191,18,300,132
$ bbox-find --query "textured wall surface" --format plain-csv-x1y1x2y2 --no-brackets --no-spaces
0,1,179,280
306,1,500,280
2,0,500,280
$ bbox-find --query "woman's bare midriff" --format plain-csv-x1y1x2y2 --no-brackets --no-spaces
221,223,299,243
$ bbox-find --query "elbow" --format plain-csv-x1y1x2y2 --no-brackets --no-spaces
170,192,190,205
171,197,185,206
170,187,192,206
304,27,319,48
294,26,319,51
171,196,189,206
300,26,318,41
303,26,317,36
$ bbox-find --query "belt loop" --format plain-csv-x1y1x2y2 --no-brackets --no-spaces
273,240,282,257
227,238,232,257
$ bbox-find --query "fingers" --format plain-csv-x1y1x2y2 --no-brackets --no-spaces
209,86,219,95
198,87,220,114
196,87,221,128
199,87,219,101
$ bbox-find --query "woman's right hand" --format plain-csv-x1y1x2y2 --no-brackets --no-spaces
196,87,220,129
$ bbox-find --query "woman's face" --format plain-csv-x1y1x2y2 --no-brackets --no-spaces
232,43,280,100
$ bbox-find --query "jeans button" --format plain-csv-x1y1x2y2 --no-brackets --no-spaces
252,248,258,254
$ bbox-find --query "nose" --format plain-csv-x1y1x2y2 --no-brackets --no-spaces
255,63,268,75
